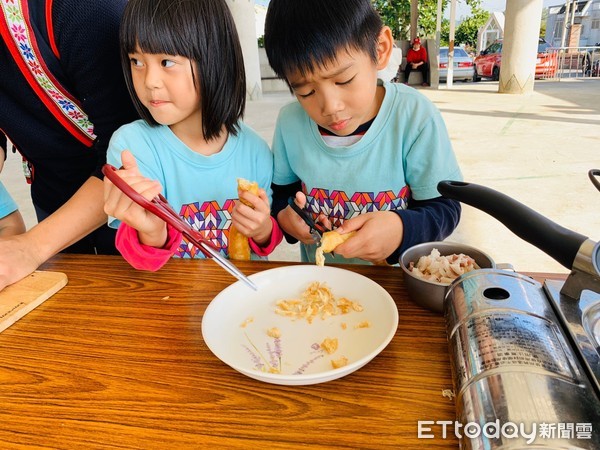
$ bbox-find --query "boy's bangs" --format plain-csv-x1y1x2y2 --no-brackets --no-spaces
265,0,381,80
287,44,364,79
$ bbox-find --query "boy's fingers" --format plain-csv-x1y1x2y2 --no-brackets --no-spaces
336,215,366,233
294,191,307,208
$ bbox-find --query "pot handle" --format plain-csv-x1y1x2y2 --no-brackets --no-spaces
437,180,588,270
590,169,600,193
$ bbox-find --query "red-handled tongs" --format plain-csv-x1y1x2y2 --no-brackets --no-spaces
102,164,257,291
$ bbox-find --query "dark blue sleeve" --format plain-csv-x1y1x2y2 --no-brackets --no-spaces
271,181,302,244
386,197,461,265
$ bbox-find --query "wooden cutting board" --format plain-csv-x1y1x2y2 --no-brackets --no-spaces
0,270,68,333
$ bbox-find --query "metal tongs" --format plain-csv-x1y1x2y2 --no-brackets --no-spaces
102,164,257,290
287,197,330,245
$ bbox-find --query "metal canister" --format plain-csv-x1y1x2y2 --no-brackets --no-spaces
445,269,600,449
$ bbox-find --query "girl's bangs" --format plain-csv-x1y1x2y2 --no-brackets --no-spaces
121,5,189,56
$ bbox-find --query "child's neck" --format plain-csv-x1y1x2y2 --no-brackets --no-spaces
170,123,227,156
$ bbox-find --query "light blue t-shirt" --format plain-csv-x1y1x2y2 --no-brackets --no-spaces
272,80,462,264
107,120,273,258
0,182,18,219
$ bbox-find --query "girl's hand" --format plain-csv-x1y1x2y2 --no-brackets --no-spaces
333,211,403,263
103,150,168,247
231,187,273,246
276,192,319,244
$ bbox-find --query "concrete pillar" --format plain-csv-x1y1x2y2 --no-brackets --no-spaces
499,0,543,94
568,23,582,48
227,0,262,100
410,0,418,41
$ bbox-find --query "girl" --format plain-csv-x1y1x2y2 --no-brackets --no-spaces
104,0,282,271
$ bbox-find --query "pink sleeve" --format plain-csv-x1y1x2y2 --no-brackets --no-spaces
115,223,183,271
248,216,284,257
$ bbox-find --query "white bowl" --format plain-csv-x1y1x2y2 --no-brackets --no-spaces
201,265,398,385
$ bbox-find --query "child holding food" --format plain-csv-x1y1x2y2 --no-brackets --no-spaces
104,0,282,270
264,0,462,265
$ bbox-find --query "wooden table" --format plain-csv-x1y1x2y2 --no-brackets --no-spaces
0,255,565,449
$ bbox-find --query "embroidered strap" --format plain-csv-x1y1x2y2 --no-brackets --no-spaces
0,0,96,146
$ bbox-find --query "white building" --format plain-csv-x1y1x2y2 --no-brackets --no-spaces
545,0,600,47
477,11,505,52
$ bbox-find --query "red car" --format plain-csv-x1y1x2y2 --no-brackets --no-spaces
474,38,557,81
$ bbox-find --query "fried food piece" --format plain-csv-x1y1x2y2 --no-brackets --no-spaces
229,178,260,260
320,337,339,354
267,327,281,338
331,356,349,369
237,178,260,207
315,230,356,266
229,226,250,261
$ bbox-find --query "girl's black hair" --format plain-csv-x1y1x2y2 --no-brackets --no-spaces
120,0,246,140
264,0,383,80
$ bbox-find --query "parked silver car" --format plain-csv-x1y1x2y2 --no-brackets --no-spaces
439,47,475,82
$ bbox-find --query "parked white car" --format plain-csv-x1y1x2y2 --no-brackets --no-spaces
439,46,475,82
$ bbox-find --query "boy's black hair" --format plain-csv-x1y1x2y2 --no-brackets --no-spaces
120,0,246,140
264,0,383,80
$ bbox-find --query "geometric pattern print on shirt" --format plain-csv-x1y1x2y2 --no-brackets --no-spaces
173,199,236,259
303,185,411,229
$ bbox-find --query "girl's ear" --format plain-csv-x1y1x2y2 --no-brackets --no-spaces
376,26,394,71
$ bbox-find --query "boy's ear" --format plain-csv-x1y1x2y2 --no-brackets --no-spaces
376,26,394,71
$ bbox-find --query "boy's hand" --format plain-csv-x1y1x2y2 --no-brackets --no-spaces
103,150,167,247
333,211,403,263
231,188,273,245
277,192,320,244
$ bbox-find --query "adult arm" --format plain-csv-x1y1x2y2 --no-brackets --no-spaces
0,177,106,290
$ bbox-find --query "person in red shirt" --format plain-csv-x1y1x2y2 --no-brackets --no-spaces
404,37,429,86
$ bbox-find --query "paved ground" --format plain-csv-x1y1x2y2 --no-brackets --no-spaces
3,79,599,274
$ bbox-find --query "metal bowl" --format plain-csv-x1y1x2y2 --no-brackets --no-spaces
399,241,496,313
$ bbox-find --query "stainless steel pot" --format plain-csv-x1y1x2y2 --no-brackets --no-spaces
437,178,600,449
446,268,600,448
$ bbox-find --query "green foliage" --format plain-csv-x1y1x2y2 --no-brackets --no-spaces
257,35,265,48
455,7,489,47
372,0,488,46
540,7,547,37
371,0,412,40
372,0,448,40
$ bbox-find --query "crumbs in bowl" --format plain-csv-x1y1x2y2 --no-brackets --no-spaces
331,356,349,369
274,281,363,324
240,316,254,328
354,320,371,329
320,337,339,354
267,327,281,338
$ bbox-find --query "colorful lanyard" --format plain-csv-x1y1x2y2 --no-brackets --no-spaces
0,0,96,146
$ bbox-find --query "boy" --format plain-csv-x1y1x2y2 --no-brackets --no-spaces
264,0,462,266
